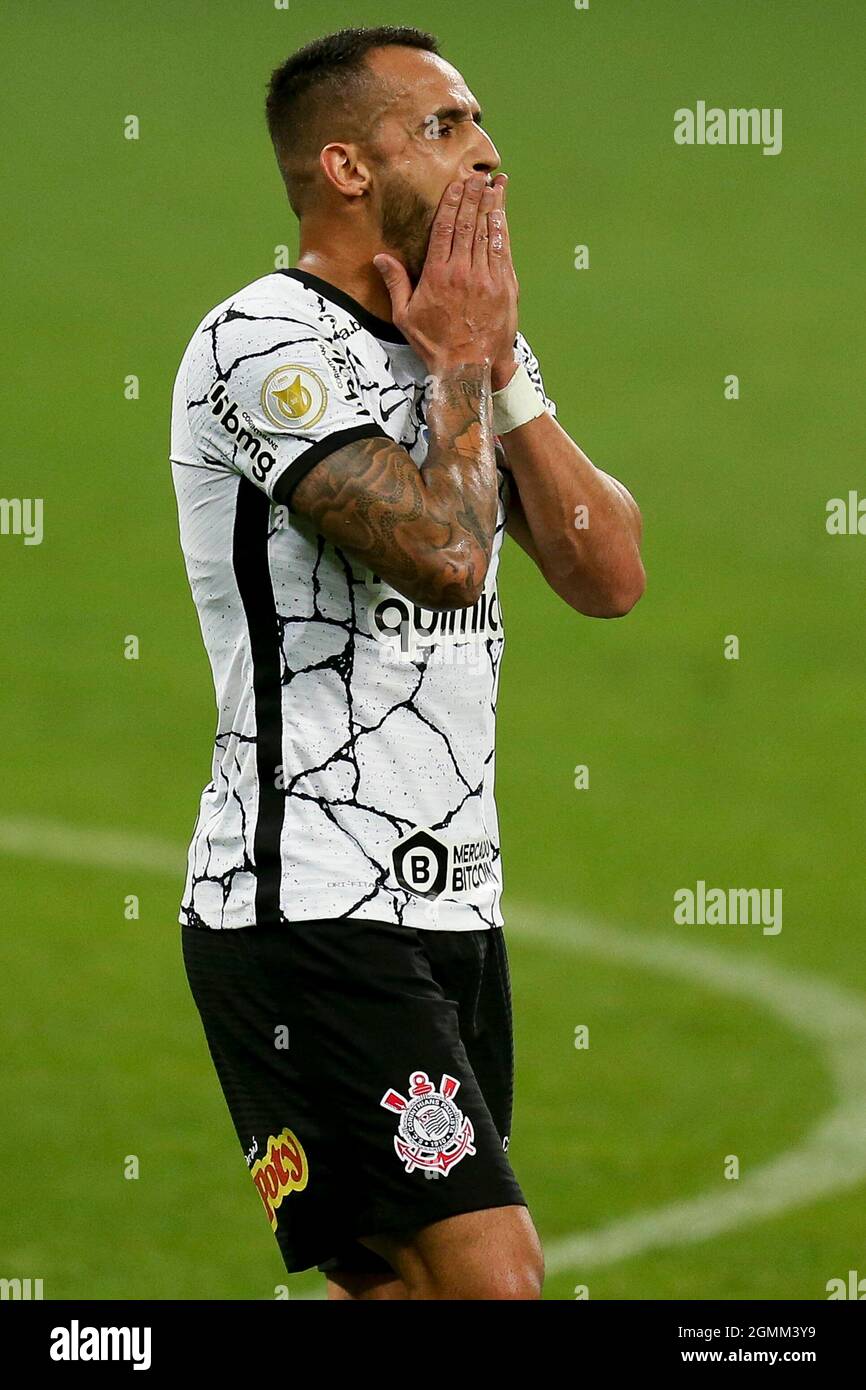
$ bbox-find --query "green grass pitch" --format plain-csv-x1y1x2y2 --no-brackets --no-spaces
1,0,863,1299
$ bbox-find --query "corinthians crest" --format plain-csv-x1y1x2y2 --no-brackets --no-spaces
380,1071,476,1175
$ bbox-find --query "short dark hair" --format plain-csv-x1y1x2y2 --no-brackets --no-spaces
266,26,440,215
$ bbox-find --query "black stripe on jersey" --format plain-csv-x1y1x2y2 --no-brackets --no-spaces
232,478,286,925
272,423,390,513
278,268,409,345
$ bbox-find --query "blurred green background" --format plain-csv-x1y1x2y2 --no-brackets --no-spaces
1,0,863,1300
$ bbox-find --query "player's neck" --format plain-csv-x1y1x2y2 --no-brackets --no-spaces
293,243,397,327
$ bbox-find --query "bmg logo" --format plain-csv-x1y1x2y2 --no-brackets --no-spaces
391,829,448,900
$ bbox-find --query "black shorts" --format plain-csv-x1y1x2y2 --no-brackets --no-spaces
181,916,525,1276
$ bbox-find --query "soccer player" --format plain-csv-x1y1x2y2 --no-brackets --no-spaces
170,26,644,1301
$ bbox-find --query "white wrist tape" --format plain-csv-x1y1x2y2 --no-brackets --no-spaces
492,363,547,435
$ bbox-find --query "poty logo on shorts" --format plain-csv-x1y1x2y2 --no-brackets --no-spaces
390,827,496,900
367,586,502,657
208,381,278,484
249,1127,308,1228
381,1071,476,1175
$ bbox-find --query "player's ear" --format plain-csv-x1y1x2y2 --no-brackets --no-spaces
319,143,370,200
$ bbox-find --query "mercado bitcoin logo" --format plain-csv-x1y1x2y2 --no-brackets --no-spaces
249,1128,308,1228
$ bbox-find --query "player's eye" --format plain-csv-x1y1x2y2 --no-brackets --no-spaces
437,122,453,137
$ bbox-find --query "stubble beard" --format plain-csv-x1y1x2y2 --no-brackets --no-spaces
377,171,437,285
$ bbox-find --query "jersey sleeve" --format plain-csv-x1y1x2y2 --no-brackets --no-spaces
513,331,558,419
183,312,387,511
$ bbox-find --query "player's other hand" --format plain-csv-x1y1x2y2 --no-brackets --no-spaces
373,173,519,381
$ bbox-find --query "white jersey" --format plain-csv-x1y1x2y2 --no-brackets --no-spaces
169,268,556,931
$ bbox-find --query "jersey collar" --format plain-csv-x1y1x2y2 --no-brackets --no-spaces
279,268,409,346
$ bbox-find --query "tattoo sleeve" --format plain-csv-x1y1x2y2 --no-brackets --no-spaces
288,364,498,610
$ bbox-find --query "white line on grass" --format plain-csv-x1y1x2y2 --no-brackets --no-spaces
516,906,866,1277
0,816,182,876
3,817,866,1290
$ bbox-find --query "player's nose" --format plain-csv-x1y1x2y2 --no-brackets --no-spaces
469,127,501,180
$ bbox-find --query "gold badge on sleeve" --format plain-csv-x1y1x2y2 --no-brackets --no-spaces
261,364,328,430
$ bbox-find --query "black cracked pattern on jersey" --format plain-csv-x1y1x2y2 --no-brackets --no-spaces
180,288,511,930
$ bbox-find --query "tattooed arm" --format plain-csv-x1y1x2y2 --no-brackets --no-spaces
290,172,517,612
290,363,497,612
